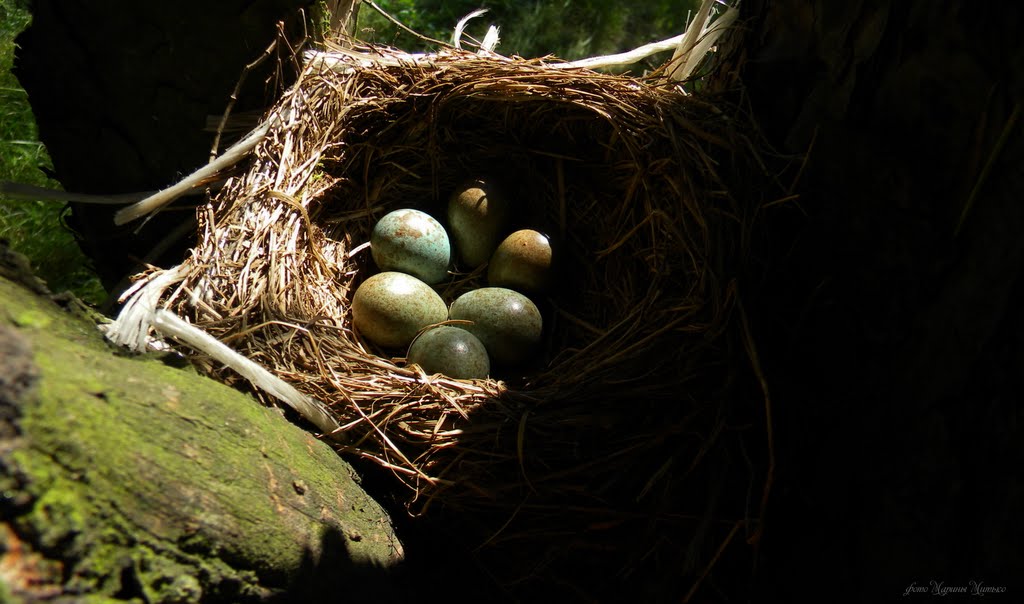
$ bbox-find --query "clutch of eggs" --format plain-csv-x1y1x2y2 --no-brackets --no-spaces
352,188,552,379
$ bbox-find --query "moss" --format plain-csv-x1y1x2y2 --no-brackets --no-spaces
20,479,88,551
0,277,402,599
63,542,134,597
11,308,51,329
314,0,334,38
132,546,204,603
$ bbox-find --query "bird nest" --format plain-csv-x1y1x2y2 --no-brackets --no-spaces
110,42,775,600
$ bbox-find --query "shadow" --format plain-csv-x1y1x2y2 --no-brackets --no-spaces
267,525,403,603
268,518,515,604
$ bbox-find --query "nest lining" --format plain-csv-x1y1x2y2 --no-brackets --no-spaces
115,43,772,599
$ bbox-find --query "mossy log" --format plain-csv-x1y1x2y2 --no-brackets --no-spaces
0,267,403,602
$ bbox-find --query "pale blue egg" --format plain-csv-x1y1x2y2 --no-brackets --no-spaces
371,209,451,284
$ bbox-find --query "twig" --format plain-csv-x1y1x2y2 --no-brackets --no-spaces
955,102,1021,236
102,263,190,352
548,33,685,71
308,25,727,74
114,118,273,225
682,520,743,603
516,409,536,493
787,125,818,197
362,0,451,48
210,37,279,162
0,181,152,205
737,296,774,557
454,9,486,49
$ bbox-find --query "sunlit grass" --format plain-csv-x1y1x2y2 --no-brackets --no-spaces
0,0,105,304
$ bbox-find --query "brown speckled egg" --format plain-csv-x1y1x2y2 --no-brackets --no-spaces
487,229,552,293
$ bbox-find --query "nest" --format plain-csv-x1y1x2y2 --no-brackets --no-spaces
115,42,775,601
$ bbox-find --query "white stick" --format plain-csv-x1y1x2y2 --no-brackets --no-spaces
151,309,345,440
114,119,272,225
548,33,685,70
672,3,738,81
667,0,741,81
480,25,501,54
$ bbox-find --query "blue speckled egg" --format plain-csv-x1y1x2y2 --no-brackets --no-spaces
449,287,542,365
407,325,490,380
371,209,451,284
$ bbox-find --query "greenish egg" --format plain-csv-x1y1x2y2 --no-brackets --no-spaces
447,180,511,269
449,287,542,365
407,325,490,380
351,272,448,349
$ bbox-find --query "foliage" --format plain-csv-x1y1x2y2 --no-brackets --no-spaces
0,0,105,303
357,0,701,66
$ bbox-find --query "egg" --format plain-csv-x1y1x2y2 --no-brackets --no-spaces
351,272,448,349
407,325,490,380
371,209,450,284
449,287,542,365
447,179,511,269
487,229,553,293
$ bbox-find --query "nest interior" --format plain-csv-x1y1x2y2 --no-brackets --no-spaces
159,47,772,600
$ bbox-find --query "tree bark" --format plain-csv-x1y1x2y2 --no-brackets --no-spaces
0,262,402,602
